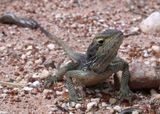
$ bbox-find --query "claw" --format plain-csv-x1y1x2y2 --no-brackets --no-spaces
44,76,58,88
119,86,133,102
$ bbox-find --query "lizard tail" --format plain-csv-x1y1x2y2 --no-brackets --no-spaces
0,12,78,62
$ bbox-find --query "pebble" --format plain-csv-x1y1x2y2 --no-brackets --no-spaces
31,81,40,88
26,45,33,50
109,98,117,104
43,89,52,95
0,46,6,51
86,101,98,111
32,69,50,79
61,103,68,110
56,91,63,95
132,110,140,114
0,93,8,98
47,43,55,50
143,50,149,57
95,89,100,93
140,11,160,33
90,98,100,103
23,86,33,91
67,102,76,108
129,27,139,33
26,51,32,56
101,102,108,107
151,45,160,53
113,105,121,112
144,61,150,65
75,103,81,109
0,111,8,114
39,69,50,79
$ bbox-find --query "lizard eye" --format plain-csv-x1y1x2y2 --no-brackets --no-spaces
97,38,104,44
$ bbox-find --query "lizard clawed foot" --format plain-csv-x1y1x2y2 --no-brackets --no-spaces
44,75,58,88
119,86,133,102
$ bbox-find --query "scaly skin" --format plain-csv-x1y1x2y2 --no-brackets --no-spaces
0,12,133,102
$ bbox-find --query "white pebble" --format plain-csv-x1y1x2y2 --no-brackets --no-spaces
39,69,50,79
47,44,55,50
26,45,33,50
75,103,81,109
0,111,8,114
87,101,97,111
140,11,160,33
90,98,100,103
31,81,40,88
143,50,149,57
43,89,52,95
23,86,33,91
67,102,76,108
132,110,140,114
56,91,63,95
61,103,68,109
151,45,160,53
113,105,122,112
144,61,150,65
101,102,107,107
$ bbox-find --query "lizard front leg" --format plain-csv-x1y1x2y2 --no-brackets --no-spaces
108,57,133,100
65,70,98,102
45,62,78,88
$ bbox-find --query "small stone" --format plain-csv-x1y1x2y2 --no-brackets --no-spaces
43,89,52,95
31,81,40,88
75,103,81,109
132,110,140,114
23,86,33,92
106,107,115,113
21,54,26,59
143,50,149,57
61,103,68,110
47,44,55,50
151,45,160,53
26,51,32,56
129,27,139,33
32,70,50,79
113,105,121,112
101,102,107,107
39,69,50,79
144,61,150,65
0,46,6,51
95,89,100,93
109,98,117,104
0,111,8,114
51,107,58,112
67,102,76,108
35,58,43,64
87,101,97,111
90,98,100,103
0,93,8,98
56,91,63,95
26,45,33,50
140,11,160,33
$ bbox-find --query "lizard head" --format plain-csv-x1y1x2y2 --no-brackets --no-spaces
86,29,123,73
87,29,123,60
